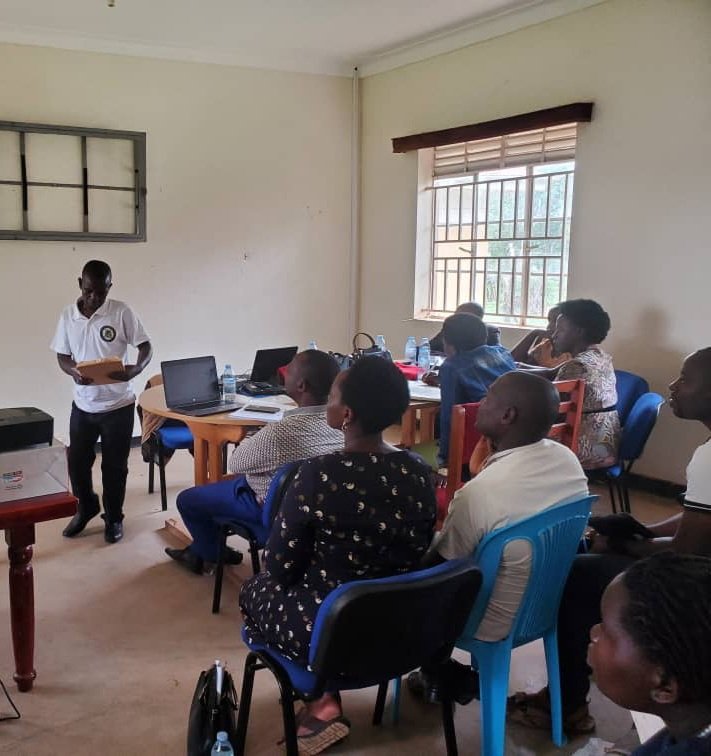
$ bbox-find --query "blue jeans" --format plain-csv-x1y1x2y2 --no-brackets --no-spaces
176,476,262,562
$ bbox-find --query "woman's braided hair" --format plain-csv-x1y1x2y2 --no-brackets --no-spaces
622,552,711,702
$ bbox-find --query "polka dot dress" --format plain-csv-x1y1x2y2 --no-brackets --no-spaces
239,450,436,664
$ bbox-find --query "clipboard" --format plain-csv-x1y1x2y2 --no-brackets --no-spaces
75,357,125,385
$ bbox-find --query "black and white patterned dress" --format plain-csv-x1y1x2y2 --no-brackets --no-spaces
239,450,436,663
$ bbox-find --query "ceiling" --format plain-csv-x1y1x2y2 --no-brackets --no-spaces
0,0,606,76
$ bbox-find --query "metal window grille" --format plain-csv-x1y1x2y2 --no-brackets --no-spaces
427,124,578,326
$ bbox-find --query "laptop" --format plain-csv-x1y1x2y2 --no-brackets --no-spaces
240,346,298,395
161,356,244,416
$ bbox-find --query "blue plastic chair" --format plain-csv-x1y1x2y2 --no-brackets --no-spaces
600,392,664,513
614,370,649,425
211,460,302,613
148,424,194,511
233,559,483,756
451,495,596,756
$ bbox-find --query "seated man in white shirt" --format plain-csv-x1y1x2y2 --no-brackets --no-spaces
166,350,344,574
411,371,588,702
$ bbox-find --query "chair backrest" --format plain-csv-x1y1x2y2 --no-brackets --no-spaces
615,370,650,425
549,378,585,455
309,560,482,685
459,494,596,647
618,392,665,464
445,402,482,502
261,460,303,528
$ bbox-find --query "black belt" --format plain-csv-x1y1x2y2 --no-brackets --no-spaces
582,405,617,415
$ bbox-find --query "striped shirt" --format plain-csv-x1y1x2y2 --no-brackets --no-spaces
227,405,343,503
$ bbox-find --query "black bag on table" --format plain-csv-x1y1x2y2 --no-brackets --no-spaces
330,332,392,371
187,660,238,756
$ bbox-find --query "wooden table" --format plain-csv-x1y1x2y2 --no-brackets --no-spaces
138,385,283,486
0,492,77,691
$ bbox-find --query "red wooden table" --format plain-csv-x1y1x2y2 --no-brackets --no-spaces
0,492,77,691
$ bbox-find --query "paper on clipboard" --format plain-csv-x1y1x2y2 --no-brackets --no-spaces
75,357,125,385
408,381,441,402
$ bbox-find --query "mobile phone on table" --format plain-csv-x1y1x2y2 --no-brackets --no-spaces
243,404,281,414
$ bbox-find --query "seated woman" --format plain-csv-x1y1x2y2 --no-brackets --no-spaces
470,298,619,475
552,298,620,469
588,552,711,755
510,304,572,368
239,357,436,755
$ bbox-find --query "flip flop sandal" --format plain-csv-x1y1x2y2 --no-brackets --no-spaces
507,693,595,736
296,714,351,755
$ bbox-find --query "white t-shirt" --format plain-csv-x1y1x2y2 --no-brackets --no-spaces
434,438,588,641
50,299,150,414
684,439,711,514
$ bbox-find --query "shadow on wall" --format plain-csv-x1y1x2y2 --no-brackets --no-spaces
610,307,707,484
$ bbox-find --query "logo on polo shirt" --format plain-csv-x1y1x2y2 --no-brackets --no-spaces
100,325,117,342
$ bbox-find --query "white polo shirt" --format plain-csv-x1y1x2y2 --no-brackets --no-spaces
434,439,588,641
684,439,711,514
51,298,150,414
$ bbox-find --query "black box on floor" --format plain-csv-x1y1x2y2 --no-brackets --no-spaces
0,408,54,452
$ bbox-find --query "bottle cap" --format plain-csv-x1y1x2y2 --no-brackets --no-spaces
217,731,228,741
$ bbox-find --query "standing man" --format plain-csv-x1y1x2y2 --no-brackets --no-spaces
51,260,152,544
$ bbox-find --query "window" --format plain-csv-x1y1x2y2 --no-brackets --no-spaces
0,120,147,242
394,104,592,328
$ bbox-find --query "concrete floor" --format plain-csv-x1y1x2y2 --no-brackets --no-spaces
0,447,677,755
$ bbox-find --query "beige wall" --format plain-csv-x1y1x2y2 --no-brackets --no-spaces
0,43,352,441
359,0,711,483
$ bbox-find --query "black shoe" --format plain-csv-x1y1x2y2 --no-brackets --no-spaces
165,547,204,574
104,520,123,544
407,668,442,704
407,660,479,706
223,546,244,566
63,507,100,538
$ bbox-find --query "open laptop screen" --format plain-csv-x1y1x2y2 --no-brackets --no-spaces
161,356,220,408
250,347,298,383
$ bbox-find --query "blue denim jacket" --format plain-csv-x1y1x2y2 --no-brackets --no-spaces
438,345,516,464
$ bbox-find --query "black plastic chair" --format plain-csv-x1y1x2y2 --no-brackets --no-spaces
211,460,302,614
233,559,483,756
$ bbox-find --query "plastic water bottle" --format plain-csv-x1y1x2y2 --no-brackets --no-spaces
211,731,234,755
307,340,318,350
404,336,417,364
418,337,431,377
222,364,237,402
375,335,386,351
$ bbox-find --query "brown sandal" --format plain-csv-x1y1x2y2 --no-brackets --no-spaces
507,688,596,736
295,714,351,755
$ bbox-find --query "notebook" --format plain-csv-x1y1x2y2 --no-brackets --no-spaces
161,356,245,416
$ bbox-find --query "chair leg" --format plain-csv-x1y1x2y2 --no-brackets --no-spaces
249,539,261,575
441,697,458,756
148,456,155,494
263,657,300,756
620,478,631,514
543,629,566,747
212,526,230,614
233,652,260,756
606,478,617,514
372,681,388,725
158,438,168,512
475,646,512,756
392,676,401,725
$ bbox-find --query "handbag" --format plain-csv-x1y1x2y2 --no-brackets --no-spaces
330,332,392,371
186,660,239,756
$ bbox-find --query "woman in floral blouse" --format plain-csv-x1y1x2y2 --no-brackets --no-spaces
552,298,621,469
239,356,436,755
